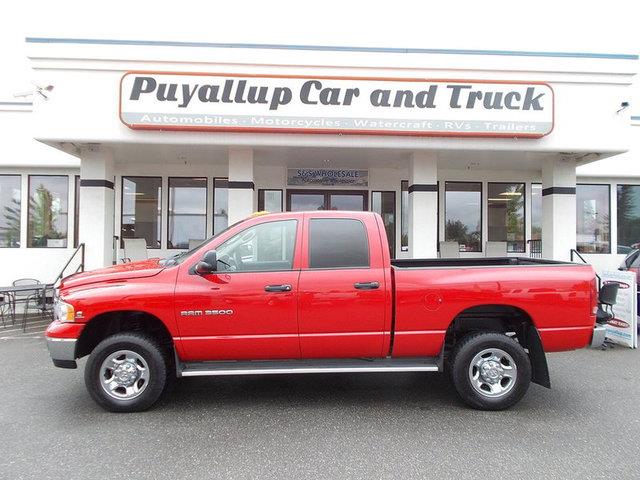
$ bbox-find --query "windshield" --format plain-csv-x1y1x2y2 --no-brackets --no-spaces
159,220,244,266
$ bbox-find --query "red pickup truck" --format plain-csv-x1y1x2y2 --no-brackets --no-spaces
46,211,606,412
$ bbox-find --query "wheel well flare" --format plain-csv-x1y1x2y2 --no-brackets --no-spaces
75,311,173,359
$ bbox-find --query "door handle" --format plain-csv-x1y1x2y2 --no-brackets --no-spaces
264,284,293,292
354,281,380,290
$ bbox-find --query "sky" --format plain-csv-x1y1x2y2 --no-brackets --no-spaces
1,0,639,105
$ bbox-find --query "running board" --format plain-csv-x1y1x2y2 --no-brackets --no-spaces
179,357,439,377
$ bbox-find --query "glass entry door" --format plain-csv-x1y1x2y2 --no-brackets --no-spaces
287,190,367,212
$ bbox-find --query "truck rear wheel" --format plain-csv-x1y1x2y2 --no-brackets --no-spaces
84,332,168,412
449,332,531,411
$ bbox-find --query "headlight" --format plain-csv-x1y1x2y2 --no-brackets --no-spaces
53,299,75,322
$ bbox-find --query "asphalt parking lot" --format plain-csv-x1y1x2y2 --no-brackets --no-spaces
1,328,639,480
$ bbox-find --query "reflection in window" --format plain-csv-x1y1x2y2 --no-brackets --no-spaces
576,184,610,253
488,183,525,253
216,220,297,272
401,180,408,251
372,191,396,257
531,183,542,241
28,175,68,248
213,178,228,235
168,178,207,249
121,177,161,248
445,182,482,252
0,175,21,248
617,184,640,254
258,190,283,212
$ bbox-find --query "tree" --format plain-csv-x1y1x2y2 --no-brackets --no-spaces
28,185,64,247
446,219,480,251
617,185,640,248
1,198,21,247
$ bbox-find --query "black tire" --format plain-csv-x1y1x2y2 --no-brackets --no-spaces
84,332,169,412
449,332,531,411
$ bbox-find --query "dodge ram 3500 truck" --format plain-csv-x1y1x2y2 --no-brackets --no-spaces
46,211,608,412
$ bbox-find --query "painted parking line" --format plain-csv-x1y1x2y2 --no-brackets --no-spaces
0,335,43,340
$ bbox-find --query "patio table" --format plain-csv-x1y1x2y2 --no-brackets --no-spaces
0,283,55,328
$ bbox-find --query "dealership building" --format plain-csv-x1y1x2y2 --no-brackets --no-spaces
0,37,638,284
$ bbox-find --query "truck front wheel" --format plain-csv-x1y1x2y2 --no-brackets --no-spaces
449,332,531,411
84,332,169,412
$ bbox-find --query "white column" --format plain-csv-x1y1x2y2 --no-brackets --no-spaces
408,151,438,258
541,157,576,261
227,147,255,224
79,145,115,270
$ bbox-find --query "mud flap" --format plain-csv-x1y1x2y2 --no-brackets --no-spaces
525,324,551,388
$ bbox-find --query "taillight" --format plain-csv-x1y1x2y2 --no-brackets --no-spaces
590,278,598,315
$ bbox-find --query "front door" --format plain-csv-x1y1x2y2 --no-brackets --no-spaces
174,218,302,361
287,190,368,212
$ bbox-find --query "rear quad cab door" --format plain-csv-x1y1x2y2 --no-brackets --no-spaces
174,218,303,361
297,214,388,358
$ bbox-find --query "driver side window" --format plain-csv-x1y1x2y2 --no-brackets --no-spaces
216,219,297,272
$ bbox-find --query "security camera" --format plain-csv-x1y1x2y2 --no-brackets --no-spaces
32,83,54,100
617,101,630,113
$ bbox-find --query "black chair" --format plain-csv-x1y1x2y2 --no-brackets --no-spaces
23,285,55,332
0,293,11,327
12,278,43,332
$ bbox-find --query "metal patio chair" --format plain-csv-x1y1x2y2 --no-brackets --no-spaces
11,278,43,332
122,238,148,263
485,241,508,257
22,285,54,331
439,241,460,259
0,293,11,327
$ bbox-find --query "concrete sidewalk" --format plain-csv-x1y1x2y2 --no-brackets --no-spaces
0,314,50,338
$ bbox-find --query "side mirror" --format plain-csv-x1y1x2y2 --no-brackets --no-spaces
599,282,619,306
195,250,218,275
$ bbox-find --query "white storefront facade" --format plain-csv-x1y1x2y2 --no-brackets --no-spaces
0,38,637,284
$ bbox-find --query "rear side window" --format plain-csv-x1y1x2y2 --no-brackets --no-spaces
308,218,369,268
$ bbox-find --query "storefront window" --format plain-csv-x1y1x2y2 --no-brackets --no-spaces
445,182,482,252
372,191,396,257
168,177,207,249
121,176,161,248
213,178,228,235
28,175,69,248
576,184,610,253
401,180,408,251
258,189,283,212
74,175,80,247
617,184,640,253
488,182,525,253
531,183,542,240
0,175,21,248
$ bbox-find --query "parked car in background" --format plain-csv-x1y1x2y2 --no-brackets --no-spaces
619,249,640,278
618,249,640,332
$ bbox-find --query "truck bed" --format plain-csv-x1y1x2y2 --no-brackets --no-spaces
389,256,595,357
391,257,574,269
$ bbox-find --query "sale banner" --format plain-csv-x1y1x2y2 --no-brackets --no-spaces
601,270,637,348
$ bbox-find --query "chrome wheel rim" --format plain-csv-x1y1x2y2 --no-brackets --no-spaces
468,348,517,398
100,350,150,400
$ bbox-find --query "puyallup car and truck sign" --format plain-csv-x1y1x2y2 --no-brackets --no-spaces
119,72,554,137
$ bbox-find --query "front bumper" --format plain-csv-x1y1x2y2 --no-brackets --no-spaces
46,337,77,368
45,320,83,369
591,324,607,348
